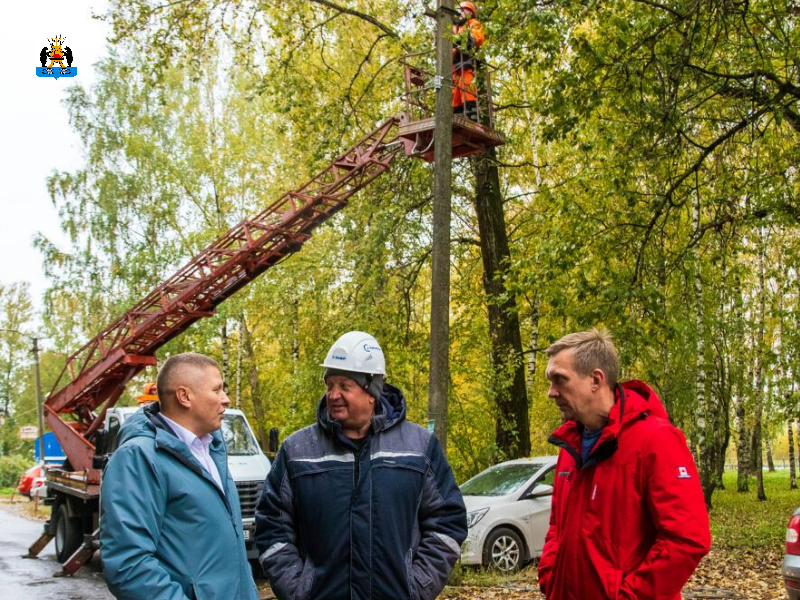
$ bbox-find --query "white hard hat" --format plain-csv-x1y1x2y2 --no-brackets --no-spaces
321,331,386,375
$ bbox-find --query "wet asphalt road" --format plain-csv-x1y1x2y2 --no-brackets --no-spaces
0,507,113,600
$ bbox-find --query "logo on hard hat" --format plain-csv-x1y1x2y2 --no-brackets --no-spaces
363,344,382,353
37,35,77,80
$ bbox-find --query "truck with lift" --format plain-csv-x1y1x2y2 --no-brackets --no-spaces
25,55,504,576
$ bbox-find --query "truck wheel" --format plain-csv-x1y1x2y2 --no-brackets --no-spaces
482,527,525,572
55,504,82,563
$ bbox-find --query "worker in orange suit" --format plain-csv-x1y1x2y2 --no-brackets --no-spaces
137,382,159,404
452,1,485,121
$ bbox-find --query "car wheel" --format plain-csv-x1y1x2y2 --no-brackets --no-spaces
55,504,83,563
483,527,525,572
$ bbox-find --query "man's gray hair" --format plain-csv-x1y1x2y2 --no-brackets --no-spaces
157,352,220,402
546,328,619,387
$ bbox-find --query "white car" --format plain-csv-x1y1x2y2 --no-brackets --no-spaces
460,456,558,572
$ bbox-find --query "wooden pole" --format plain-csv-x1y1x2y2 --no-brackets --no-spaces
428,0,454,452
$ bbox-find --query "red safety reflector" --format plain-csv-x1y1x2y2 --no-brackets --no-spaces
786,578,800,590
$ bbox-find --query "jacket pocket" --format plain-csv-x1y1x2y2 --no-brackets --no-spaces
406,549,435,600
404,549,419,600
292,556,315,600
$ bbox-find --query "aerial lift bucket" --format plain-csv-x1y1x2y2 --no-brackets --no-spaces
396,52,506,161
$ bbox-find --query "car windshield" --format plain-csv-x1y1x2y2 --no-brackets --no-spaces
221,415,261,456
460,463,544,496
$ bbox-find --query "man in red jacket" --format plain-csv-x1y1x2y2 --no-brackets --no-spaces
538,329,710,600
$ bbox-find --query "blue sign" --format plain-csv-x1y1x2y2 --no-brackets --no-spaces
34,431,66,465
37,67,77,80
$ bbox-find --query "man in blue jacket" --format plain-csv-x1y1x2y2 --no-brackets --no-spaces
100,353,259,600
255,331,467,600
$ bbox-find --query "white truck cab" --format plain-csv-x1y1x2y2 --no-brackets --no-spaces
108,406,271,559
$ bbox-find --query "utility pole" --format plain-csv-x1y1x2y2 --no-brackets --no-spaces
1,329,46,463
32,336,45,466
428,0,454,452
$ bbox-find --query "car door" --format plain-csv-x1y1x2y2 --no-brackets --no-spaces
519,466,556,557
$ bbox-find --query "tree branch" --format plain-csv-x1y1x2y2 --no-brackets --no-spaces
308,0,398,38
686,63,800,100
629,0,686,19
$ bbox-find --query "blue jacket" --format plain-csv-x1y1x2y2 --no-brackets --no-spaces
255,384,467,600
100,403,259,600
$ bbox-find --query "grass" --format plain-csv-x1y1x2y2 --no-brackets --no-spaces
710,469,800,549
448,468,800,589
447,560,540,589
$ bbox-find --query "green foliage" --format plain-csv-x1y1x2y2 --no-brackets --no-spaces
0,455,33,488
0,283,34,417
34,0,800,494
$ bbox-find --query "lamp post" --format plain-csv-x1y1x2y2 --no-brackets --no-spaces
1,329,46,464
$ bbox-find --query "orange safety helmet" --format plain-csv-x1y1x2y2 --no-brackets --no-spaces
459,1,477,17
137,382,159,404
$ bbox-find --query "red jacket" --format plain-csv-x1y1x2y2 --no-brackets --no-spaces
538,380,710,600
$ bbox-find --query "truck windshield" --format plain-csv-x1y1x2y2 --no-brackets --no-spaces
221,415,260,456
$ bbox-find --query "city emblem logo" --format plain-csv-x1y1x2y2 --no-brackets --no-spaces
37,36,76,80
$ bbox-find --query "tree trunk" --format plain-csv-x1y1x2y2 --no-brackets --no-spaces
655,254,672,419
236,314,243,406
241,314,269,451
291,298,300,367
221,319,229,390
526,295,540,391
766,436,775,472
733,262,749,492
780,268,795,488
754,229,767,501
787,419,795,483
749,428,759,476
693,198,715,508
713,241,732,492
796,419,800,477
715,430,728,491
470,147,530,459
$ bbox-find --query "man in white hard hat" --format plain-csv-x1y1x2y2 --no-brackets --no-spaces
255,331,467,600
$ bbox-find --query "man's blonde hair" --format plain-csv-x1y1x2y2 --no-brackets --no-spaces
546,328,619,387
157,352,220,404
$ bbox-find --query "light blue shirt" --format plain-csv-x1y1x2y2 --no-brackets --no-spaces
159,413,225,494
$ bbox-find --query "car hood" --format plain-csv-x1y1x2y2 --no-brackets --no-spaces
463,494,516,512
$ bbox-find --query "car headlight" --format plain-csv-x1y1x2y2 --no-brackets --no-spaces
466,507,489,529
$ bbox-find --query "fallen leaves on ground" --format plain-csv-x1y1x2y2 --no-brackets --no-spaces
683,545,784,600
440,544,784,600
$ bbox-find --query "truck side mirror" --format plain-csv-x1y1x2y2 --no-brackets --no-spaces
269,428,279,454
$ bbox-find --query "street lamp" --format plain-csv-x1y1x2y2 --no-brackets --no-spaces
1,329,46,465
